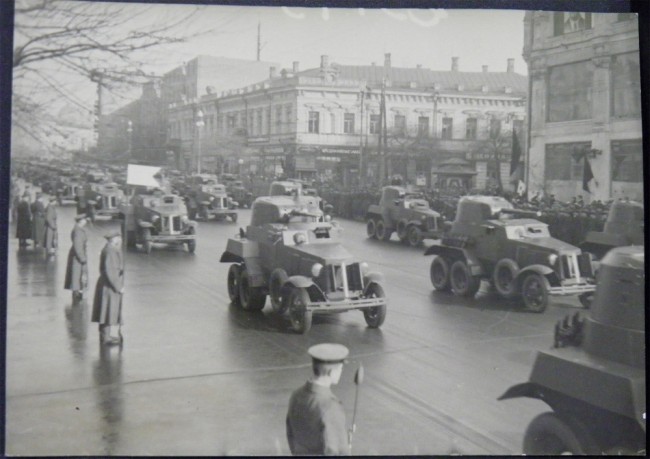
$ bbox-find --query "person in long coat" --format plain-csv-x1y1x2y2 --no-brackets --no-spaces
16,192,32,247
31,192,46,248
92,230,124,345
44,196,58,254
64,214,89,302
286,344,350,456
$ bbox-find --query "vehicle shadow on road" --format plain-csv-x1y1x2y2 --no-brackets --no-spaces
226,303,348,334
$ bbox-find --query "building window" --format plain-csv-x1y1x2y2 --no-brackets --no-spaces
308,111,320,133
547,61,593,122
369,114,380,134
489,118,502,139
266,108,271,135
465,118,477,139
393,114,406,135
330,113,336,133
344,113,355,134
553,12,592,35
285,105,293,131
441,117,453,140
417,116,429,137
612,53,641,118
545,142,591,181
611,139,643,182
275,106,282,133
227,115,236,133
248,112,254,134
512,119,524,135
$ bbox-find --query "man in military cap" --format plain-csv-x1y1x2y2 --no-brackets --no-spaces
91,229,124,345
44,196,58,254
31,191,46,248
286,343,350,456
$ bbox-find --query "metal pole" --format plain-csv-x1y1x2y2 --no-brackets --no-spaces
359,90,365,187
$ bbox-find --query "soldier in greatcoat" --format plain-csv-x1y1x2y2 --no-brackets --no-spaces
92,230,124,346
44,196,58,254
64,214,89,302
16,192,32,247
31,192,46,248
286,343,350,456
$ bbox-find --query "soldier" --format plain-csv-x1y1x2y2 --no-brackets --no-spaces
31,192,46,248
44,196,58,254
91,230,124,346
286,343,350,456
64,214,89,303
16,192,32,247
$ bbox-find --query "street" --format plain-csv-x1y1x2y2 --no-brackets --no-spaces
5,202,585,456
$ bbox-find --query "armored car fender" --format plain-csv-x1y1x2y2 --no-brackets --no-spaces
424,245,484,276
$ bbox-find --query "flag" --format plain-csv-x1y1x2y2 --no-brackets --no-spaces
510,129,522,175
582,156,594,192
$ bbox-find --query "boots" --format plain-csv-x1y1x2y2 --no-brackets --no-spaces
99,324,120,345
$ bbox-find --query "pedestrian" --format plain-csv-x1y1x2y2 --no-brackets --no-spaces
31,192,46,248
91,229,124,346
76,186,87,215
64,214,89,303
286,343,350,456
16,192,32,247
44,196,58,254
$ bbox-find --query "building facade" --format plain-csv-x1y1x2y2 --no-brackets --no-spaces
170,54,527,189
523,11,642,202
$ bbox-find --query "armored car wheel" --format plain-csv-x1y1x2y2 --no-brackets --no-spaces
239,268,266,311
493,259,519,299
227,264,241,304
521,273,549,313
363,283,387,328
407,226,423,247
523,412,600,455
430,256,451,291
450,260,480,297
366,219,377,239
375,219,392,241
269,269,289,314
288,287,312,334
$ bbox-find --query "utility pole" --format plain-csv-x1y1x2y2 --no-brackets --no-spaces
257,22,261,61
359,89,366,187
90,69,104,152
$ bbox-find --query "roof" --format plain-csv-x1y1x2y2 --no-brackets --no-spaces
300,64,527,94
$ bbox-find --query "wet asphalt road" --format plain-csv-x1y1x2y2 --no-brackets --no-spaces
5,199,586,455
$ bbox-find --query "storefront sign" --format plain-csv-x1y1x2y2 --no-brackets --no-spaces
465,151,511,161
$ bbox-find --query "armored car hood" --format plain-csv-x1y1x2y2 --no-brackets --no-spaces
288,242,351,264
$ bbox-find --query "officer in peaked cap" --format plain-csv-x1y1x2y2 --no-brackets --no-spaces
286,343,350,456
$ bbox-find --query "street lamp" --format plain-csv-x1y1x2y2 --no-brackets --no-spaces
196,109,204,174
126,119,133,159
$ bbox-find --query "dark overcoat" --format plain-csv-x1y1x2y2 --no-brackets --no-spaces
92,243,124,325
64,225,88,291
44,204,58,250
15,200,32,239
31,199,46,245
286,382,349,455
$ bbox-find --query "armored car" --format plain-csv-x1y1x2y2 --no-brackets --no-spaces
220,193,387,333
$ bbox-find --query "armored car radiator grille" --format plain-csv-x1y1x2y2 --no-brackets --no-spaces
426,216,437,231
172,216,182,232
560,254,593,280
577,253,593,278
346,263,364,291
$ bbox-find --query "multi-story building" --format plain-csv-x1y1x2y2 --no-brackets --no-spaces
523,11,642,201
171,54,527,188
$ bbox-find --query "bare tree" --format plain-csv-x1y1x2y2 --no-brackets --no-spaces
12,0,226,152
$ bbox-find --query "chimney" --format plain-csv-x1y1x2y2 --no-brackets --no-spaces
482,65,488,73
384,53,391,69
269,66,277,79
451,56,459,72
321,55,329,69
292,61,300,73
507,58,515,73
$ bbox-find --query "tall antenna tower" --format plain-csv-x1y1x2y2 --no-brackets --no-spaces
257,21,261,61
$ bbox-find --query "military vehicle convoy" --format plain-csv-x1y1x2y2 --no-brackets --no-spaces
366,186,443,247
121,188,197,254
499,245,645,455
220,193,388,333
580,200,644,260
425,196,596,312
226,180,254,209
193,182,238,222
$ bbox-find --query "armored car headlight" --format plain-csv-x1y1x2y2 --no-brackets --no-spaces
293,232,307,245
311,263,323,277
152,215,160,222
360,262,369,274
548,254,558,266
